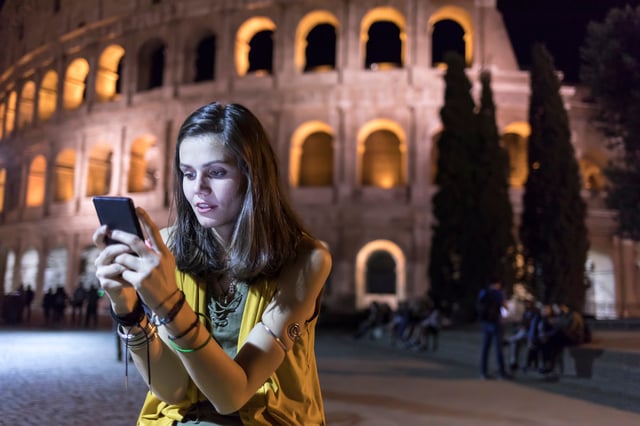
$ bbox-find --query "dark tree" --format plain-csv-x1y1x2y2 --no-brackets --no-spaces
520,44,589,309
468,70,515,290
428,53,478,320
580,5,640,240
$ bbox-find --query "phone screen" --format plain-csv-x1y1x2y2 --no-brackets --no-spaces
92,196,144,244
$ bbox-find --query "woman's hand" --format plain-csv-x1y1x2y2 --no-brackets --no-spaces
93,207,179,314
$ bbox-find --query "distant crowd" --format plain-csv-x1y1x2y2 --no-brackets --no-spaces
2,283,103,328
353,292,591,379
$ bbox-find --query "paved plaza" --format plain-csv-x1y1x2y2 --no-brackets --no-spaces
1,319,640,425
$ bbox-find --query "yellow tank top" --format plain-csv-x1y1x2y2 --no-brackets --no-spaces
137,270,326,425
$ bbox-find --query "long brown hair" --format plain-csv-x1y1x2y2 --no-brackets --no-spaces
170,102,308,284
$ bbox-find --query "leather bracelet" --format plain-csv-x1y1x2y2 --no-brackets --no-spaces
111,298,145,327
152,290,186,326
168,312,202,341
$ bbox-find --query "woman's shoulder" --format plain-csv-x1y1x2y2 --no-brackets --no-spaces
296,236,332,271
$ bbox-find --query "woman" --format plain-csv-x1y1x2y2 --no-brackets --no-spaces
93,102,332,425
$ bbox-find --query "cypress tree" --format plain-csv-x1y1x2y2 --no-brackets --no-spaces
470,70,515,289
428,52,477,319
519,44,590,309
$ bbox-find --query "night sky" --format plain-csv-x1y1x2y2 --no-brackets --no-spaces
497,0,640,83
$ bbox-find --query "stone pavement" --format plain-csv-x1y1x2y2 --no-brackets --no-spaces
1,317,640,425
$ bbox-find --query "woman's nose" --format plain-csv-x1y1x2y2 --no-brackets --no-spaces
194,175,211,194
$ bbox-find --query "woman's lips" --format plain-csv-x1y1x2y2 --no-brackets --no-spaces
196,202,216,214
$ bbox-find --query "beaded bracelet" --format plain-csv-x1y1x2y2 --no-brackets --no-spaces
168,312,203,341
167,331,212,353
152,290,186,326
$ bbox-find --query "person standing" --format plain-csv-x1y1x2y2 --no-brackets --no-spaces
477,277,510,380
22,284,35,323
71,283,86,326
93,102,331,424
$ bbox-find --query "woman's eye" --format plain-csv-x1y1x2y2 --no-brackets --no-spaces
208,169,226,178
182,171,195,180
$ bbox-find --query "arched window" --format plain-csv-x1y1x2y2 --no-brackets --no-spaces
44,247,68,293
299,131,333,186
5,91,17,135
18,81,35,128
501,122,530,188
26,155,47,207
431,20,466,67
366,250,396,294
305,24,336,72
235,17,276,77
3,251,15,294
361,129,405,188
63,58,90,110
54,149,76,202
20,248,40,294
428,6,474,67
96,44,125,102
365,21,402,69
39,70,58,121
127,135,159,193
248,30,274,74
137,38,166,91
86,143,113,196
361,7,406,71
0,168,6,212
195,35,216,82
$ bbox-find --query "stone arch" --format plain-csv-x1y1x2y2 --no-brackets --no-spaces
38,70,58,122
44,246,68,293
501,121,530,188
137,38,166,91
96,44,125,102
428,6,473,67
235,17,276,76
54,149,76,202
5,90,17,135
357,119,407,188
78,245,100,288
294,10,339,73
361,7,406,70
0,99,5,139
19,248,39,293
86,143,113,196
289,120,334,187
18,80,35,129
127,134,159,193
3,250,15,294
0,167,5,212
355,239,406,310
26,155,46,207
63,57,89,110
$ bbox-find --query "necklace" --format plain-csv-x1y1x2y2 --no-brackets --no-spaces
209,278,242,327
217,278,237,305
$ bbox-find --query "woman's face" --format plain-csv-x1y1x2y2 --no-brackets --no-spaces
179,134,245,243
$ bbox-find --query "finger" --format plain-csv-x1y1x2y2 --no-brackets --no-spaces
136,207,171,257
92,225,110,249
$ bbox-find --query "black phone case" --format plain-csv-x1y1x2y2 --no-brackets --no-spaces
92,196,144,244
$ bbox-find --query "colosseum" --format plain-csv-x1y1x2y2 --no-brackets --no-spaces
0,0,636,321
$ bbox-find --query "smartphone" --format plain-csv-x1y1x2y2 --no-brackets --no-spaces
92,196,144,245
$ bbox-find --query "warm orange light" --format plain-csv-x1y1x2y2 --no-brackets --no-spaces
26,155,46,207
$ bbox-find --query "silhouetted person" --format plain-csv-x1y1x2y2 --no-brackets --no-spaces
42,288,54,326
84,284,100,328
22,284,35,323
52,286,68,325
71,283,86,326
477,278,510,380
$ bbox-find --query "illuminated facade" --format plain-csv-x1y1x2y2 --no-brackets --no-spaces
0,0,632,318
